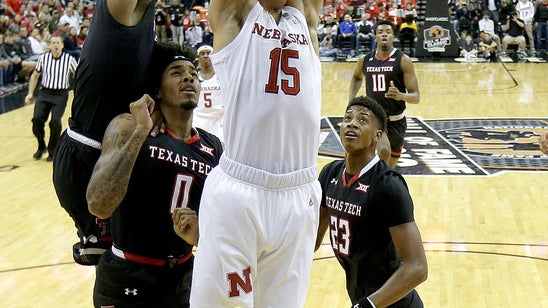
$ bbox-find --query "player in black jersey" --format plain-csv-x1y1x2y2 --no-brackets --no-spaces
52,0,156,265
315,96,427,308
349,19,420,168
86,43,222,308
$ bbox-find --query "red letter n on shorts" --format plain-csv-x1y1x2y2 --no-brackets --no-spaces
227,266,253,297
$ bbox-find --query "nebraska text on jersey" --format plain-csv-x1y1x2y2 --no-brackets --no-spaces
325,196,362,217
148,145,214,175
252,23,309,47
201,85,220,91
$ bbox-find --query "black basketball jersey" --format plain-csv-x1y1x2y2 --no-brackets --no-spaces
361,49,406,116
318,158,415,303
69,0,156,142
111,128,222,259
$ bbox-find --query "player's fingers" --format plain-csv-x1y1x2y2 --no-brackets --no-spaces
172,210,182,222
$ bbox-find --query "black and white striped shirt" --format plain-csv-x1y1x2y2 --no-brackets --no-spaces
36,52,78,90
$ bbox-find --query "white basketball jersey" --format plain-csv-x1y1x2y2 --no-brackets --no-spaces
211,2,322,174
195,74,223,119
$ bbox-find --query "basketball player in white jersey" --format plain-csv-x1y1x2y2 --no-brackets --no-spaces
190,0,322,307
193,45,224,143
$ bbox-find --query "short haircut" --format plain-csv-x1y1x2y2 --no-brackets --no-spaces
146,42,197,96
346,96,387,131
376,19,395,32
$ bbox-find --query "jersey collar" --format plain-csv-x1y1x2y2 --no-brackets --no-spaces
342,155,380,187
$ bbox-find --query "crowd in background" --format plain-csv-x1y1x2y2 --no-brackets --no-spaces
316,0,547,61
0,0,94,93
451,0,548,60
0,0,546,95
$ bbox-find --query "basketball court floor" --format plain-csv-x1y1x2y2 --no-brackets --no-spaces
0,61,546,307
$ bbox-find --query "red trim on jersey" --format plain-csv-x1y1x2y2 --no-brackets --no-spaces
342,169,361,187
165,127,201,144
375,48,397,61
116,248,192,267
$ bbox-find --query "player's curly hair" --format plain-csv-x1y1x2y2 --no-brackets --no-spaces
346,96,387,131
146,42,198,96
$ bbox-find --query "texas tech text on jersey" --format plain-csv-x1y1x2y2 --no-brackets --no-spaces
325,196,363,217
148,144,216,175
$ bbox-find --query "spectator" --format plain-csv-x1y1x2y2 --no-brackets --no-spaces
478,30,498,61
499,0,515,30
399,14,418,56
34,12,49,31
76,25,88,47
7,29,38,80
7,13,23,33
83,1,94,19
338,13,357,49
168,0,185,46
516,0,535,55
478,10,502,52
63,26,81,60
40,27,51,45
194,13,213,47
154,0,168,42
47,9,61,34
27,27,48,55
320,26,339,58
59,6,79,31
355,12,375,52
1,0,17,17
534,0,548,51
319,13,338,42
458,32,479,60
185,18,202,49
335,0,348,20
501,10,527,57
0,33,14,85
488,0,501,24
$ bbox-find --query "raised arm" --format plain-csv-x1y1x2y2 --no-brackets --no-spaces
87,94,155,219
107,0,152,26
295,0,323,54
208,0,255,51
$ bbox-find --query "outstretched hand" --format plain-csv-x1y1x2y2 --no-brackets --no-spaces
129,94,155,132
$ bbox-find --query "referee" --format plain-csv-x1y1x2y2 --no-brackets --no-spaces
25,35,78,161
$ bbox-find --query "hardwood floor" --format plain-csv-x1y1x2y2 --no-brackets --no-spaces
0,61,546,307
